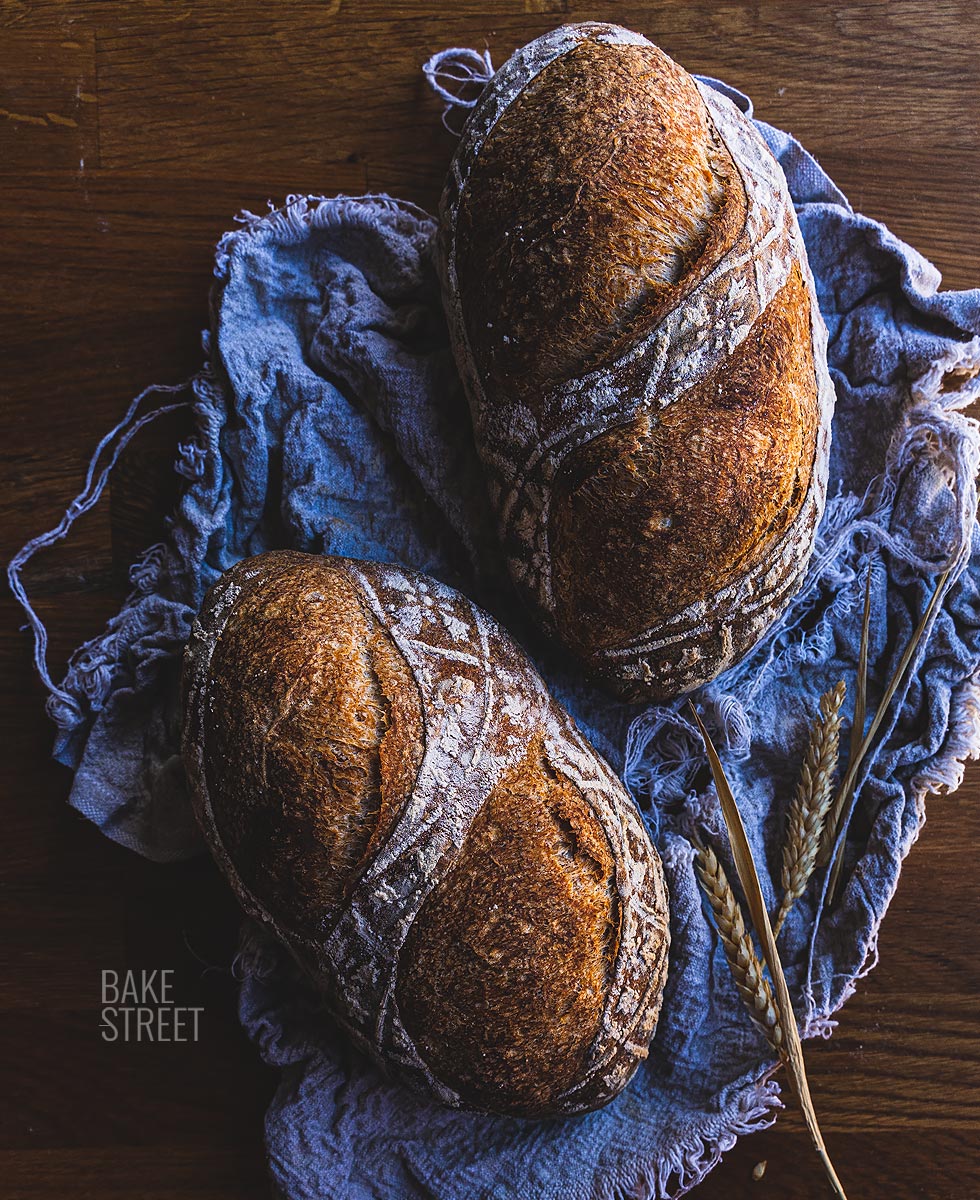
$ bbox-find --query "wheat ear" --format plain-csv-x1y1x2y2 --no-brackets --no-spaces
694,840,784,1053
774,681,846,937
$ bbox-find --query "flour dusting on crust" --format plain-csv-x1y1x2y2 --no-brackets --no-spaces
182,553,670,1115
437,23,835,698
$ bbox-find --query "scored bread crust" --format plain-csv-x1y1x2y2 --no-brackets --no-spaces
437,23,835,700
182,550,670,1117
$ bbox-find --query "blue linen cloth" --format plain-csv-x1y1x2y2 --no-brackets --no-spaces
10,69,980,1200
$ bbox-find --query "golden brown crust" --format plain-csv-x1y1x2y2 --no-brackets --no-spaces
438,23,836,700
199,552,423,939
549,263,819,654
455,37,746,409
182,549,670,1118
395,733,621,1117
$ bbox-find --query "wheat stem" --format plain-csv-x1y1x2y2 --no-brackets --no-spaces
774,681,846,936
825,566,951,904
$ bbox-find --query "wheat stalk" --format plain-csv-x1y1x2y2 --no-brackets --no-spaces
690,705,850,1200
774,681,846,937
824,566,951,904
694,840,783,1053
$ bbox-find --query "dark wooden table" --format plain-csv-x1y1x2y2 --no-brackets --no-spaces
2,3,978,1197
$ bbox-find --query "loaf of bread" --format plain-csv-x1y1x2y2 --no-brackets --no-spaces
437,22,835,701
181,550,669,1117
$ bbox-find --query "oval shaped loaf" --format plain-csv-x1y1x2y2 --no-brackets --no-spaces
437,22,835,701
181,550,670,1118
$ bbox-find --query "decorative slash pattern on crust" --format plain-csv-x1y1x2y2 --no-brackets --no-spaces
437,23,836,699
181,551,670,1116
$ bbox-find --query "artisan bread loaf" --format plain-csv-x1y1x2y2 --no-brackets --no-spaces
437,22,835,700
181,550,669,1118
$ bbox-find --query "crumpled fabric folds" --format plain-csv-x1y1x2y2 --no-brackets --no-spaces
12,73,980,1200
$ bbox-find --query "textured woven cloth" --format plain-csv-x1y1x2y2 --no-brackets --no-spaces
10,65,980,1200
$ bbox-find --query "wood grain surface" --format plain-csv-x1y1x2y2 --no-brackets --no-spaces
1,3,978,1198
